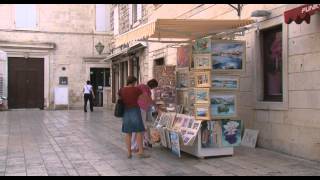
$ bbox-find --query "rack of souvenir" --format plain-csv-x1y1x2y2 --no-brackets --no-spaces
173,37,245,158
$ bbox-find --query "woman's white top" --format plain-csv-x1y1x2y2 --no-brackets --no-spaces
84,84,93,94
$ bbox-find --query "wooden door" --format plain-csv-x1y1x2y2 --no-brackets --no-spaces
8,57,44,109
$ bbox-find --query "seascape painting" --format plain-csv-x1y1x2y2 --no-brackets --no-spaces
221,120,242,147
195,88,210,104
211,94,236,119
212,76,239,90
195,105,210,120
212,41,245,71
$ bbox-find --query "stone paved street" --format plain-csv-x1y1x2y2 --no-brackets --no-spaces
0,110,320,176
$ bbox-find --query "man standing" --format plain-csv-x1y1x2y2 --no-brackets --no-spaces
83,80,95,112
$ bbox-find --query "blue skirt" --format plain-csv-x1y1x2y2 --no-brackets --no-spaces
122,107,145,133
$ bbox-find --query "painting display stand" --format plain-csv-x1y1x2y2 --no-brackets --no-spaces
180,129,234,158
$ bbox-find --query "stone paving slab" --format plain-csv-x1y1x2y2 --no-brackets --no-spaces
0,110,320,176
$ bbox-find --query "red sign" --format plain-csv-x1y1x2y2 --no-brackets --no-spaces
284,4,320,24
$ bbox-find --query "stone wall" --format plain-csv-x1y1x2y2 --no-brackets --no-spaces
0,4,112,109
144,4,320,161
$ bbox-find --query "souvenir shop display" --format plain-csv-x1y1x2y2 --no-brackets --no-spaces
172,37,247,158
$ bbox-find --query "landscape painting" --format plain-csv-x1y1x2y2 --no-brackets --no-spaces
177,46,191,68
193,37,211,54
195,88,210,104
221,120,242,147
212,40,245,71
212,76,239,90
210,94,237,119
195,105,210,120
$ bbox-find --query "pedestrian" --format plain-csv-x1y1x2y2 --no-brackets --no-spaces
83,80,95,112
118,76,150,159
131,79,159,152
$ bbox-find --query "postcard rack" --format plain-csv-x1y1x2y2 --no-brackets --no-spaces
175,37,245,158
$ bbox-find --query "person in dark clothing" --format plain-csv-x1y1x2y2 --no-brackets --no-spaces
83,80,95,112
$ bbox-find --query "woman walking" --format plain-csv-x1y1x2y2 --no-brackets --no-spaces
118,76,150,159
83,80,95,112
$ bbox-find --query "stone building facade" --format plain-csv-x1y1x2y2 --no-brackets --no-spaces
113,4,320,161
0,4,113,109
139,4,320,161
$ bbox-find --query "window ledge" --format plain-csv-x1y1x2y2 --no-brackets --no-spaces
254,101,288,111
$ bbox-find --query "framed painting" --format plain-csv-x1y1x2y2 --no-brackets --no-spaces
177,90,188,108
210,93,237,119
195,88,210,104
177,45,191,69
194,54,212,70
194,104,211,120
195,71,211,88
211,40,246,72
211,76,239,90
221,120,242,147
193,37,211,54
176,70,189,89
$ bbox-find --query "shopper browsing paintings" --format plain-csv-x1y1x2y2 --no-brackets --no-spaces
118,76,151,159
131,79,159,153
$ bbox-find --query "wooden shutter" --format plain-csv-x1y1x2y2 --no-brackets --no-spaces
137,4,142,20
129,4,133,27
15,4,37,29
96,4,107,32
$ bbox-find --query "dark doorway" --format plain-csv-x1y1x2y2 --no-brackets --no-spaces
90,68,110,107
8,57,44,109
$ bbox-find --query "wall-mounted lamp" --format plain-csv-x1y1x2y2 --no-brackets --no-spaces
95,42,105,55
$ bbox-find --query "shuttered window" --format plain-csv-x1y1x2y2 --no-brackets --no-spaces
15,4,37,29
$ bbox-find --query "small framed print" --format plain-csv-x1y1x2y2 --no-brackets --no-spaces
211,76,239,90
194,54,212,70
195,71,211,88
194,104,211,120
195,88,210,104
193,37,211,54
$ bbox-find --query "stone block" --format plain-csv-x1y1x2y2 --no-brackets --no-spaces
289,90,320,109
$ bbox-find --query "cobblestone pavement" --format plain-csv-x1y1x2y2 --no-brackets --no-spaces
0,110,320,176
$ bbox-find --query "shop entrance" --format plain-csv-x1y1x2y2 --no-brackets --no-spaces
90,68,110,107
8,57,44,109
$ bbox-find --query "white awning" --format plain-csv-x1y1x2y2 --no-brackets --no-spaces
115,19,255,47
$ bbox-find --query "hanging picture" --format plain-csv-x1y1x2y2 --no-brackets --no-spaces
210,93,237,119
188,88,196,107
195,71,211,88
194,104,210,120
177,90,188,108
211,76,239,90
194,54,212,70
221,120,242,147
193,37,211,54
195,88,210,104
177,45,191,69
212,40,245,71
176,70,189,89
189,71,196,88
170,131,181,158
